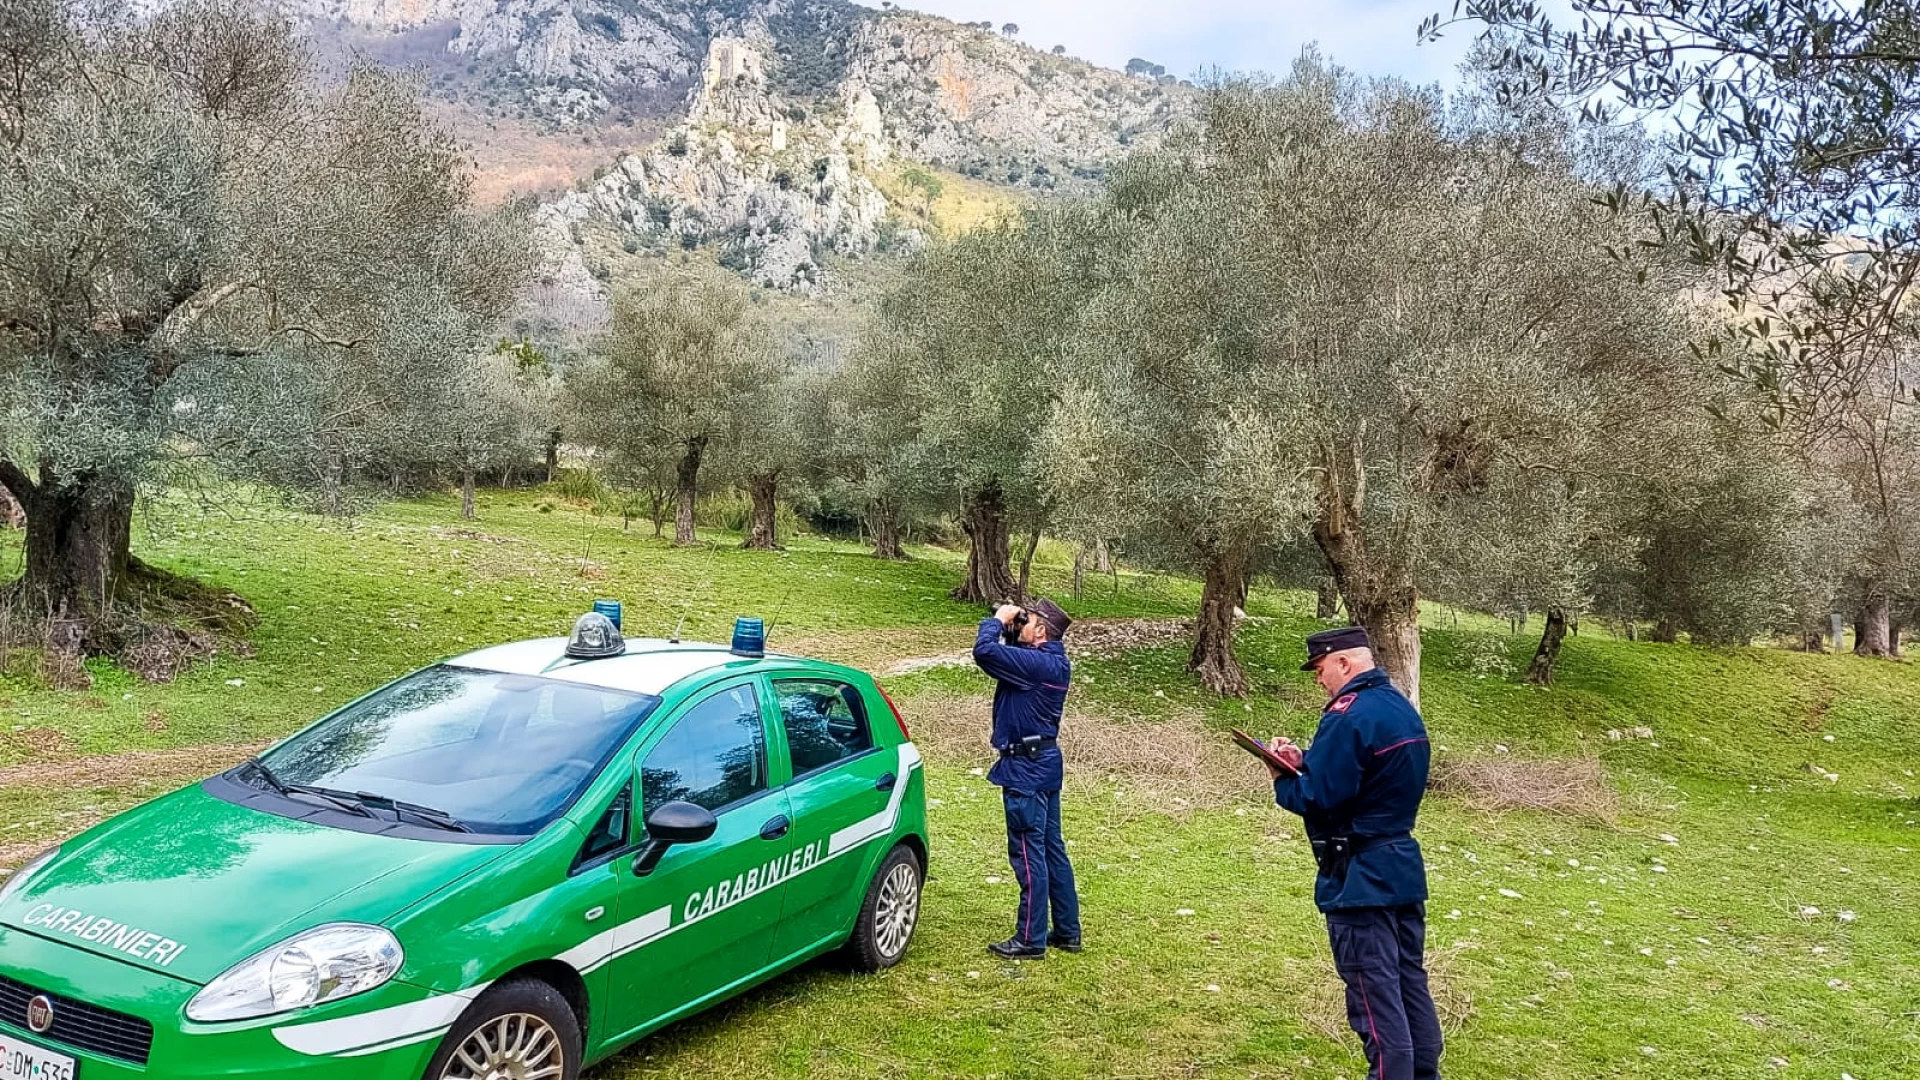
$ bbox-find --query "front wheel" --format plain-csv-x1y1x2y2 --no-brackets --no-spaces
845,844,923,972
422,979,582,1080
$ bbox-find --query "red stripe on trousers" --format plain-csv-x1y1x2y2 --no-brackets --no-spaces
1358,970,1383,1080
1018,834,1034,943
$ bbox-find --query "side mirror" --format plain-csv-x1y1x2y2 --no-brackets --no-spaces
633,800,717,876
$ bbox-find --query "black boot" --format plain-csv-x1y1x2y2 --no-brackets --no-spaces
987,938,1046,959
1047,933,1082,953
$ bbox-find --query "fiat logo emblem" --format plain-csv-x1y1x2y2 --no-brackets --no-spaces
25,995,53,1034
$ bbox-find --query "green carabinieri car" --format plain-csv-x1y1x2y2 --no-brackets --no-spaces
0,610,928,1080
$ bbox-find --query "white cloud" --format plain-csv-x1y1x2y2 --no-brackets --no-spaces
877,0,1511,87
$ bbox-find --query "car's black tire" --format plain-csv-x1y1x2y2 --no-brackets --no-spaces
845,843,923,972
422,978,583,1080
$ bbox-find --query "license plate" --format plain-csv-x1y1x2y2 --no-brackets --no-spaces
0,1032,76,1080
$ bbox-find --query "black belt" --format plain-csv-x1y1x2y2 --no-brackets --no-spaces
998,736,1058,759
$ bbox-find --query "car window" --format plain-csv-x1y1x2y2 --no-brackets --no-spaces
640,684,768,818
773,678,874,776
256,665,659,836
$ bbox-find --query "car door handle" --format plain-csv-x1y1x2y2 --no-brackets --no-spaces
760,815,790,841
875,772,897,792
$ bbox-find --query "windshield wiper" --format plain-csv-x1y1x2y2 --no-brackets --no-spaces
242,756,289,794
352,792,472,833
243,759,378,819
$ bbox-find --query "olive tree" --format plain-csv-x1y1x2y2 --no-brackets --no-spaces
1041,168,1314,694
0,0,528,652
818,337,944,560
869,213,1094,602
569,274,782,546
1065,71,1698,705
1428,2,1920,424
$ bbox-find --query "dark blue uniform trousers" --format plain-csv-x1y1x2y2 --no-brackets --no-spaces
1327,904,1444,1080
1003,789,1080,947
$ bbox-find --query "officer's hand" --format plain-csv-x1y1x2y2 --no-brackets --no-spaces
994,604,1023,624
1265,736,1304,777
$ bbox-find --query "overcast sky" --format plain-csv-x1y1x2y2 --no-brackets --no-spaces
879,0,1551,89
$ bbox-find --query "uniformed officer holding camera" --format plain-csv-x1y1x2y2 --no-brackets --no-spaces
973,597,1081,959
1264,626,1443,1080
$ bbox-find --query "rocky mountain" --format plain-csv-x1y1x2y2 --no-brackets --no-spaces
273,1,1191,298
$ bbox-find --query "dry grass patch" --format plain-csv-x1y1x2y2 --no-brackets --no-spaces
1429,755,1618,821
901,690,1264,817
0,744,263,792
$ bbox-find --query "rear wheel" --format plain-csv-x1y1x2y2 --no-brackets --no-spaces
845,844,923,972
423,979,581,1080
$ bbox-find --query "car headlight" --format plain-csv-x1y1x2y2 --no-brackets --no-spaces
0,847,59,907
186,924,403,1022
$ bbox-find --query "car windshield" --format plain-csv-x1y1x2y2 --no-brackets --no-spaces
254,665,659,836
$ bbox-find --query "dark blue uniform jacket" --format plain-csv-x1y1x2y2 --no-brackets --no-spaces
1273,667,1431,912
973,618,1069,792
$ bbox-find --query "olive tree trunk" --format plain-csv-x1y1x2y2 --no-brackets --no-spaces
743,472,782,551
1189,542,1252,697
1315,576,1340,619
1855,587,1893,657
460,469,476,520
951,482,1016,603
1013,522,1043,603
1311,444,1422,708
3,467,134,635
673,435,707,547
870,497,906,560
1524,605,1569,686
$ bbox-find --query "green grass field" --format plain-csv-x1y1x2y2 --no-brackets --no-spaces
1,488,1915,1079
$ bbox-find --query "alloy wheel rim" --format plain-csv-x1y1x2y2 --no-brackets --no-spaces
875,860,920,958
440,1012,565,1080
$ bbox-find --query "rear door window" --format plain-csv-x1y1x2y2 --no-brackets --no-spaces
772,678,875,777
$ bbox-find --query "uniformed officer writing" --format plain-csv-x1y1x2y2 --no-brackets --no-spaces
1263,626,1443,1080
972,597,1082,959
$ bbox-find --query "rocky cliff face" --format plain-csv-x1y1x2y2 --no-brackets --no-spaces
264,0,1189,297
533,12,1186,297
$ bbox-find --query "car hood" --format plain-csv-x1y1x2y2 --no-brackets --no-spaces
0,784,512,984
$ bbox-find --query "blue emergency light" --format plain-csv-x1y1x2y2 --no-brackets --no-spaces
591,599,623,629
730,617,766,658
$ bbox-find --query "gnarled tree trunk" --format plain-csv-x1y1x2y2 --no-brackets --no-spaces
1311,442,1422,708
5,469,134,636
1855,586,1893,657
673,435,706,547
1651,619,1679,644
870,497,906,560
743,472,781,551
1525,606,1568,686
1189,541,1252,696
951,482,1015,603
460,469,476,520
545,428,561,483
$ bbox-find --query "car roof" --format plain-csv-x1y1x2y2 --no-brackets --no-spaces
443,636,849,697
